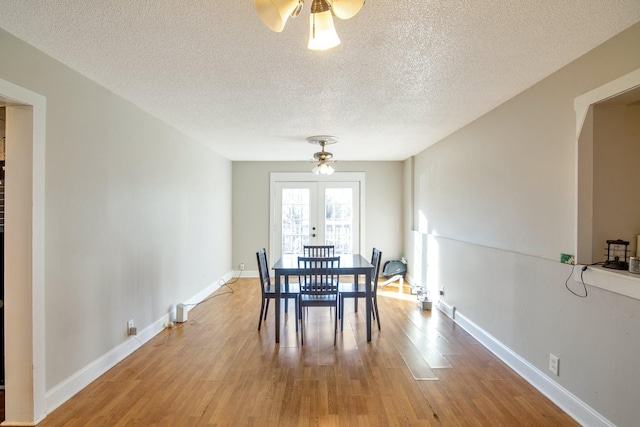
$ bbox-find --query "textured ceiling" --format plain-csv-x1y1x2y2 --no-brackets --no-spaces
1,1,639,161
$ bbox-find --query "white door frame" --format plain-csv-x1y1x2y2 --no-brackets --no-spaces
269,172,365,263
0,78,47,424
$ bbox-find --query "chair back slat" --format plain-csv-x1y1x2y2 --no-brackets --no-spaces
371,248,382,288
303,245,335,257
298,256,340,295
256,248,270,294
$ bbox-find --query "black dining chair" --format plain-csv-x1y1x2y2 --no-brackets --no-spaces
339,248,382,331
256,248,299,331
303,245,335,257
298,256,341,345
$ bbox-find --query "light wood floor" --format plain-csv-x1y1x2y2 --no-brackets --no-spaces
36,278,578,426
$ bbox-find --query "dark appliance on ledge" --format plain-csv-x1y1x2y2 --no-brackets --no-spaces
603,239,630,270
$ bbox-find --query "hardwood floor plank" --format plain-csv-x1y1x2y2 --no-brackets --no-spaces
35,278,578,426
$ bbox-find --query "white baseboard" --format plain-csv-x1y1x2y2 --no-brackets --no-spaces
1,421,41,426
406,273,415,286
45,272,231,415
452,310,614,427
45,314,168,413
437,299,456,319
181,273,230,309
233,269,258,278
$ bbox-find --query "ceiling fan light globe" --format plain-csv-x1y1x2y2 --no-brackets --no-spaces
308,10,341,50
255,0,302,32
313,162,335,175
331,0,365,20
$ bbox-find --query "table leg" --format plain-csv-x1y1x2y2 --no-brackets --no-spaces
352,273,358,313
366,270,372,342
275,272,281,344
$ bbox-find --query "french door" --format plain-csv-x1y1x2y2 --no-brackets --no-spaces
270,173,363,263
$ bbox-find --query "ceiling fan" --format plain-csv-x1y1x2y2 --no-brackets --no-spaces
254,0,366,50
307,135,338,175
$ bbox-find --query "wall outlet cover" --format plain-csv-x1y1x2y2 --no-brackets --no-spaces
549,353,559,375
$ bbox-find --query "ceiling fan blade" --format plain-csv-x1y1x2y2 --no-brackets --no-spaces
330,0,365,20
254,0,302,32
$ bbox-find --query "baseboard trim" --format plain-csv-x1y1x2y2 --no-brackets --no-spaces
233,269,258,278
437,299,455,319
1,422,39,426
453,310,614,427
181,272,230,310
45,273,230,415
45,315,167,413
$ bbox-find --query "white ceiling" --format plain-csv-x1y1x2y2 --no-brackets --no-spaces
1,1,639,161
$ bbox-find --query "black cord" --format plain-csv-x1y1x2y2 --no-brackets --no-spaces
222,268,243,286
187,284,234,309
565,262,605,298
152,274,240,347
564,264,586,298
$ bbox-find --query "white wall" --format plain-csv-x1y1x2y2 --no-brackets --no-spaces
405,22,640,427
0,28,232,420
232,161,404,272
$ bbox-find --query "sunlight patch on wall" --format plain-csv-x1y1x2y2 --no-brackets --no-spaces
426,234,441,298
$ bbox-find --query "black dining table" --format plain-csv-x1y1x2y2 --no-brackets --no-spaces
272,253,375,344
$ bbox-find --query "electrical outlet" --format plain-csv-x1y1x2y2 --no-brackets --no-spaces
240,263,245,271
549,353,559,375
127,319,136,336
560,253,575,264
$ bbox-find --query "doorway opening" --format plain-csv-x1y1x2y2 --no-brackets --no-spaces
0,78,47,424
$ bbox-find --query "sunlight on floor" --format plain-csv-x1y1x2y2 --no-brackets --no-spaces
377,280,421,302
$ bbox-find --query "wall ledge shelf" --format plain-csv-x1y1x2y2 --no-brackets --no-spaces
573,265,640,300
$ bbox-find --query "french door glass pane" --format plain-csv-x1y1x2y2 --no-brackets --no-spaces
324,188,353,254
281,188,310,255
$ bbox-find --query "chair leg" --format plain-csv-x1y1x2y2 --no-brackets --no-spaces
263,298,270,320
373,297,381,330
339,296,344,331
300,304,305,345
333,303,338,345
295,297,299,332
258,298,266,331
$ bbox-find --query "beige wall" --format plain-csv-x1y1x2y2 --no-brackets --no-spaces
405,22,640,426
0,28,232,420
232,161,404,272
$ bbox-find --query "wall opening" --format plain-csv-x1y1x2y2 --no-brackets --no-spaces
575,69,640,265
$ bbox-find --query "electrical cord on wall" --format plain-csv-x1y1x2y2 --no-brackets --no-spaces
564,264,586,298
185,276,237,311
183,269,243,309
222,268,243,286
143,272,244,348
564,262,604,298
